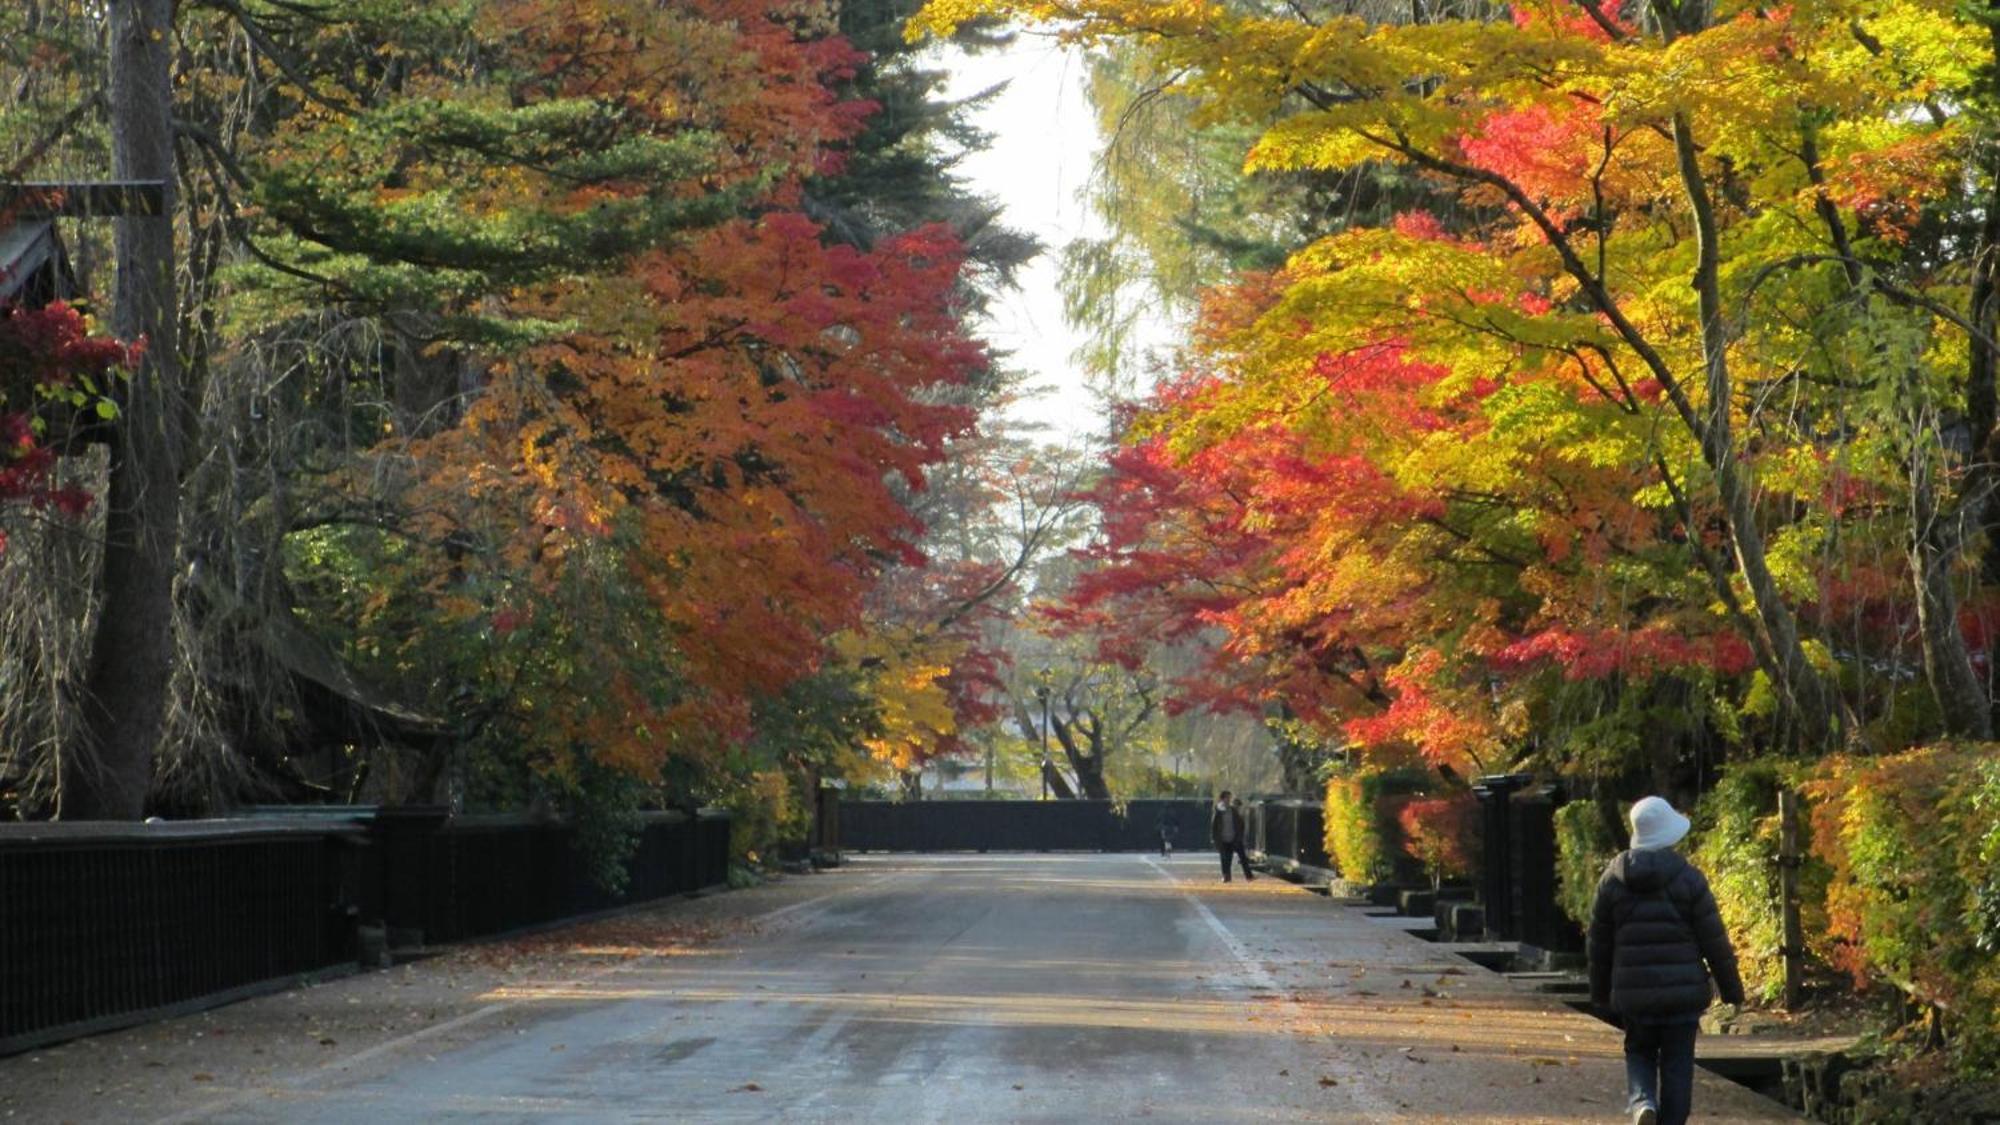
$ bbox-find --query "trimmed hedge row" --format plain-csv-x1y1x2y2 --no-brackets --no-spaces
1549,746,2000,1070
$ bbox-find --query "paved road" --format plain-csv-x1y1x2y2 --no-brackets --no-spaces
176,854,1792,1123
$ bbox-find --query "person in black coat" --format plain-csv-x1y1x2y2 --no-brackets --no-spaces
1208,791,1253,882
1588,796,1745,1125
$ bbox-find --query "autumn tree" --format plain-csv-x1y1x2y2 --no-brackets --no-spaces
0,0,1016,832
918,0,2000,771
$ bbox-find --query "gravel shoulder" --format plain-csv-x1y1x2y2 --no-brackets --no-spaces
0,868,873,1125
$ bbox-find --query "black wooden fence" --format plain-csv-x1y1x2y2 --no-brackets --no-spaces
0,808,729,1055
836,783,1582,949
0,821,355,1056
1245,782,1576,950
366,810,729,945
839,799,1211,852
1475,781,1577,952
1251,799,1333,873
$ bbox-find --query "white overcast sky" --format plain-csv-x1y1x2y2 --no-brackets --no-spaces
935,35,1168,442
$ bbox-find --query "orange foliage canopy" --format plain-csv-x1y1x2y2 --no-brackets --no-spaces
392,0,986,770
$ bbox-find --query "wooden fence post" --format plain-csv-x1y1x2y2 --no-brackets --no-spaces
1778,788,1804,1011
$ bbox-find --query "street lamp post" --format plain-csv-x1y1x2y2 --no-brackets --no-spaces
1036,685,1050,800
1035,667,1053,800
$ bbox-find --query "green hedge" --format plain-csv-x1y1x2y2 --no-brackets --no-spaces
1688,762,1832,1004
1804,746,2000,1067
1549,746,2000,1071
1553,798,1621,929
1322,765,1432,883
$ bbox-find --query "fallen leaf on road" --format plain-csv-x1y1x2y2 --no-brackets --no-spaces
734,1082,763,1093
1317,1076,1339,1087
191,1073,214,1082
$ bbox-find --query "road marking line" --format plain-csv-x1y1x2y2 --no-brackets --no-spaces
753,874,887,926
1143,856,1280,992
151,873,887,1124
1141,855,1402,1119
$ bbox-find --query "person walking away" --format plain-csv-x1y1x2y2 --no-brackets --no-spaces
1157,806,1180,856
1210,792,1253,882
1588,796,1744,1125
1229,796,1255,880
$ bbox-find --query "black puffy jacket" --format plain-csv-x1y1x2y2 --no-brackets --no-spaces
1210,805,1243,847
1587,847,1745,1023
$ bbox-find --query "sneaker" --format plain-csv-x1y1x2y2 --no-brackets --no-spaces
1632,1105,1657,1125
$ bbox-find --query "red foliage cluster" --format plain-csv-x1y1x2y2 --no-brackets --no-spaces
1494,624,1757,680
1395,793,1481,885
0,301,133,540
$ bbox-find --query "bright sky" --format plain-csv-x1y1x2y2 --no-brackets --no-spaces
937,34,1152,443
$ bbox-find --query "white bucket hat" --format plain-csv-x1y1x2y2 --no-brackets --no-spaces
1629,796,1691,850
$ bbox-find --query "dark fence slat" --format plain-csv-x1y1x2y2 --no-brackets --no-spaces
0,808,732,1055
0,828,344,1054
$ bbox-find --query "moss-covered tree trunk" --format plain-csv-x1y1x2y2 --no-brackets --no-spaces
62,0,185,819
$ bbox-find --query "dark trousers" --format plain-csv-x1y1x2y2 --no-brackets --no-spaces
1624,1019,1698,1125
1216,842,1253,880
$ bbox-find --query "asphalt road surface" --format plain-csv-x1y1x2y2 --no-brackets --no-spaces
166,854,1793,1123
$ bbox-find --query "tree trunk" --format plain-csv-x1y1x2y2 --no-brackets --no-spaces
1052,715,1112,800
1912,494,1991,738
1040,759,1077,800
1671,111,1845,753
1068,753,1111,800
61,0,184,819
1012,697,1078,798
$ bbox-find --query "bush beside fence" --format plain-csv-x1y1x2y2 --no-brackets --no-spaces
0,808,729,1056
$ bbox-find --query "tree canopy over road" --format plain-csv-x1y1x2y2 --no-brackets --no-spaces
0,0,1052,835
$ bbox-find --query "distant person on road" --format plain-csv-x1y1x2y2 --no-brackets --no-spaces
1209,791,1253,882
1588,796,1744,1125
1157,807,1179,856
1229,796,1256,878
